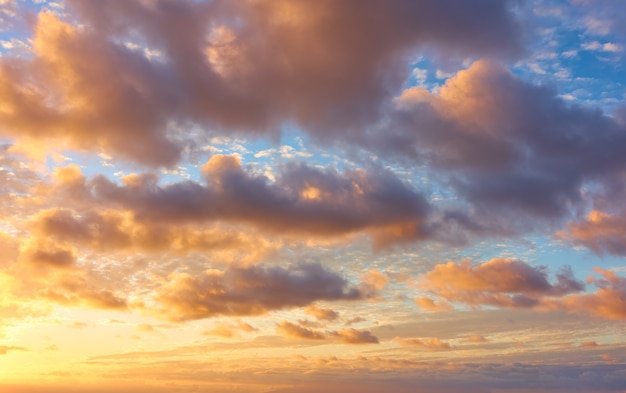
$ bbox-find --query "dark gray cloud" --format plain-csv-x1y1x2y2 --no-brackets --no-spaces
0,0,525,166
86,156,431,245
374,60,626,235
154,262,372,321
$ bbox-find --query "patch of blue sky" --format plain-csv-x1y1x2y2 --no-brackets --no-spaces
514,0,626,112
405,56,451,94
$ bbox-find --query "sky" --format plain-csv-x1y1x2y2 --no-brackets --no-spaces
1,0,626,392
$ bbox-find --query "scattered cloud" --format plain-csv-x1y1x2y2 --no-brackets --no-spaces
153,262,371,321
394,336,453,350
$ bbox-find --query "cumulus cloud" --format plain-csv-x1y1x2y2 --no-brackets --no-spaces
153,262,372,321
277,320,326,340
0,0,524,165
559,210,626,256
419,258,626,321
419,258,585,309
82,156,431,246
277,321,379,344
28,207,277,257
375,60,626,236
331,328,379,345
546,268,626,320
18,238,77,269
304,306,339,321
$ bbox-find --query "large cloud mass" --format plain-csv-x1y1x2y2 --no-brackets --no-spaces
0,0,523,165
153,262,372,321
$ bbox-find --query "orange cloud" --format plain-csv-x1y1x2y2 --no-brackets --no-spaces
18,237,77,269
277,320,325,340
0,11,181,165
0,345,28,355
559,210,626,256
0,230,19,268
548,268,626,320
331,328,379,345
276,320,378,344
85,156,431,246
0,0,523,166
414,296,452,311
304,305,339,321
29,207,278,258
153,262,370,321
202,320,257,338
394,336,453,351
419,258,584,309
420,259,626,321
466,335,489,343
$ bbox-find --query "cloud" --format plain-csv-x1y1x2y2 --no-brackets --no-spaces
419,258,585,309
466,335,488,343
375,60,626,236
304,306,339,321
357,270,389,298
28,207,278,257
135,323,155,333
0,345,27,355
18,238,77,269
277,321,325,340
545,268,626,320
153,262,370,321
393,336,453,350
37,284,128,311
330,328,379,345
0,1,524,165
419,258,626,321
559,210,626,256
276,320,378,345
414,296,452,311
202,320,257,338
0,230,19,267
85,156,431,246
0,11,182,165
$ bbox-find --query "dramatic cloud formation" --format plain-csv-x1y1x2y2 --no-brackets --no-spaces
153,262,372,321
560,210,626,256
83,155,431,245
29,207,276,255
419,258,626,321
1,1,626,392
419,258,585,309
378,60,626,237
547,268,626,320
0,0,524,166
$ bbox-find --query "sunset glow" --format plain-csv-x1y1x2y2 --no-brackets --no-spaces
1,1,626,392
